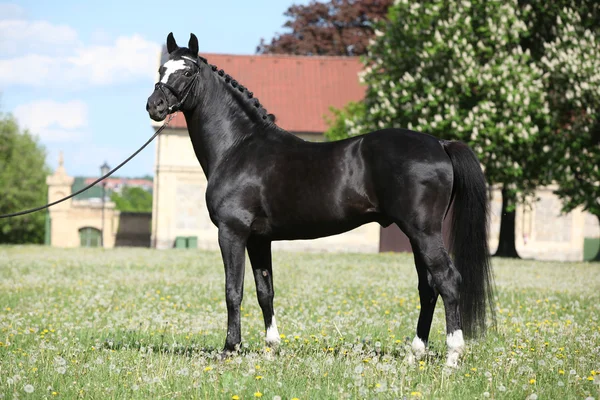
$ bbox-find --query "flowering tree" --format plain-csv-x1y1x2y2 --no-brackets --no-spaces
326,0,556,257
537,6,600,259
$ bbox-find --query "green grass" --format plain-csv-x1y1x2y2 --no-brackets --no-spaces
0,246,599,399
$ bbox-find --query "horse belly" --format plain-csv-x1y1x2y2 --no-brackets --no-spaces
266,199,379,241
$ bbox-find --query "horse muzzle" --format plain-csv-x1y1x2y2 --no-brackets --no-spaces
146,92,169,122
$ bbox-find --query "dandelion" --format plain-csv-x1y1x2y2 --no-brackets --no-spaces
204,366,213,372
254,392,263,398
410,392,422,397
255,375,263,380
529,379,536,384
24,384,34,393
232,396,239,400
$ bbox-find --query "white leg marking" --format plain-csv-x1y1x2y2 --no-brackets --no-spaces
160,60,186,83
265,316,281,346
406,336,426,365
446,330,465,368
412,336,426,358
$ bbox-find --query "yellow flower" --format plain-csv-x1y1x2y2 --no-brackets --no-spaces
410,392,422,397
559,370,565,375
291,398,300,400
232,396,240,400
529,379,536,384
254,392,263,398
588,376,594,381
471,367,477,372
255,375,263,380
204,366,213,372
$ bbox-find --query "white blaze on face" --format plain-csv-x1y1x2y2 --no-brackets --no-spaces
265,316,281,345
160,60,186,84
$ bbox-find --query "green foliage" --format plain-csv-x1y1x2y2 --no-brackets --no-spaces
0,113,50,244
536,5,600,219
110,186,152,213
324,101,366,142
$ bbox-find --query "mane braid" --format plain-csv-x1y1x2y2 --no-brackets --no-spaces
196,56,276,123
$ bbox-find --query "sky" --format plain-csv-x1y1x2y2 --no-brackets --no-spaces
0,0,310,178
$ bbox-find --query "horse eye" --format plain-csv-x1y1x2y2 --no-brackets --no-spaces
184,70,192,77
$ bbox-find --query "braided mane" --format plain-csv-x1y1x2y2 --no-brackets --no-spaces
197,55,276,124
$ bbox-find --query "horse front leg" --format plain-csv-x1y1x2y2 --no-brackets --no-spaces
247,236,280,347
218,225,248,356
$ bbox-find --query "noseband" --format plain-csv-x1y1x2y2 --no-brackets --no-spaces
155,56,200,112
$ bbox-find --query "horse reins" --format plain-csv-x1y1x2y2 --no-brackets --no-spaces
0,112,178,219
0,56,201,219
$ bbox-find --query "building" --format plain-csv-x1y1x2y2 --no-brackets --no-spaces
149,49,599,261
45,153,152,248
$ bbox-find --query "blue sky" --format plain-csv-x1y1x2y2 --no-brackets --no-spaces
0,0,309,178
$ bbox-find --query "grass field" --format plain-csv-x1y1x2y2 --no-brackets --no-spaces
0,246,599,399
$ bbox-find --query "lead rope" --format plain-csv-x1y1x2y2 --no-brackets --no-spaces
0,112,178,219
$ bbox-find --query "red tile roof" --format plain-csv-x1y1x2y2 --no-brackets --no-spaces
167,53,366,133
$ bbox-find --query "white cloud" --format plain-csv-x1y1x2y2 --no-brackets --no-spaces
0,16,160,88
0,20,80,56
13,99,88,142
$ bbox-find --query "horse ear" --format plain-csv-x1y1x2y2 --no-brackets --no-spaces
166,32,178,54
188,33,199,56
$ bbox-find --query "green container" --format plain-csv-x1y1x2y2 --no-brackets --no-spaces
583,237,600,261
175,236,187,248
187,236,198,249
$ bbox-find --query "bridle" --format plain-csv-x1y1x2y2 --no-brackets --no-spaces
154,56,201,113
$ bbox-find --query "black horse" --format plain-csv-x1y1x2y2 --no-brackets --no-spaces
146,33,495,367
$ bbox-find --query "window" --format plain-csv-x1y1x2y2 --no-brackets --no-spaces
79,227,101,247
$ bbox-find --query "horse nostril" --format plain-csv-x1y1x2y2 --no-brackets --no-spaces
155,99,166,112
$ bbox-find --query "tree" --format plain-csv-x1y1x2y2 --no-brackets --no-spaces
110,186,152,213
325,0,557,258
257,0,392,56
537,5,600,260
0,113,50,244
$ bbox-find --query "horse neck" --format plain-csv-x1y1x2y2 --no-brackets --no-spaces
183,73,264,178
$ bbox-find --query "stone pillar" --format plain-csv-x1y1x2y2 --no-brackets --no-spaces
46,152,74,247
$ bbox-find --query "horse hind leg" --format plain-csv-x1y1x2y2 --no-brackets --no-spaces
408,231,464,367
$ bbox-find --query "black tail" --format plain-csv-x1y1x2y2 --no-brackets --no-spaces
441,140,496,339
